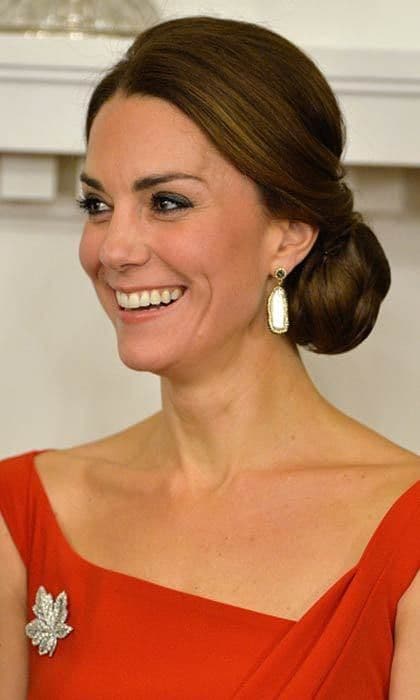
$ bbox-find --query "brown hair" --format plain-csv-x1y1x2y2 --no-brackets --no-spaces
84,15,391,354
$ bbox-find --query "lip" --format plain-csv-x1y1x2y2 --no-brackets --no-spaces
114,288,189,324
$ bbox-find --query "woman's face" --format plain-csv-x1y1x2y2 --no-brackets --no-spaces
79,93,280,377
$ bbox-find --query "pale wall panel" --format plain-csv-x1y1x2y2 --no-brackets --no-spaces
153,0,420,50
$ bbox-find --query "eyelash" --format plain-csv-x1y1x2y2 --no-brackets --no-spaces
76,193,192,217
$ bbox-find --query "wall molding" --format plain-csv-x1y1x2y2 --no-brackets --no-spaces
1,34,420,165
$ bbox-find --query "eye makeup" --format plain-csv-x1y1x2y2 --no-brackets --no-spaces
76,192,193,217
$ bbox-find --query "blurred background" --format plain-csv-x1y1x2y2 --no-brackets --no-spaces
1,0,419,457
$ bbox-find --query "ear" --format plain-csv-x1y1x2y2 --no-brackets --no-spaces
265,219,319,275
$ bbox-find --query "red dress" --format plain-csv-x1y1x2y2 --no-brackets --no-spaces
0,448,418,699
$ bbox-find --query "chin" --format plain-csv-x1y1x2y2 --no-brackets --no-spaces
115,340,185,377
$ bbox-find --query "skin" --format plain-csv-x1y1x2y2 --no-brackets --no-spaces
79,92,415,499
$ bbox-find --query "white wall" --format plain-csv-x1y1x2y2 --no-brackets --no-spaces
153,0,420,50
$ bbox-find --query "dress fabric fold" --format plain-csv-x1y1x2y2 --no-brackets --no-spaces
0,448,418,699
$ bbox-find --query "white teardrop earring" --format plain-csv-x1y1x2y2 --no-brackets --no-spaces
267,267,289,334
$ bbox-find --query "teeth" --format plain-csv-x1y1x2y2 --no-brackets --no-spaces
116,287,185,309
127,292,140,309
150,290,161,306
139,291,150,307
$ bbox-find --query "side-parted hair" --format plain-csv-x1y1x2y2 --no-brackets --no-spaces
85,15,391,354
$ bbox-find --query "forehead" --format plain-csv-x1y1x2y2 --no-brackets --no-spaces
86,93,223,179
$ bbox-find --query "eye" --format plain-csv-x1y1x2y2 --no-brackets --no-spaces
76,195,110,217
151,192,192,214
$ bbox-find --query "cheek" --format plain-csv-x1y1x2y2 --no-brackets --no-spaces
203,227,265,315
78,227,100,279
216,217,265,284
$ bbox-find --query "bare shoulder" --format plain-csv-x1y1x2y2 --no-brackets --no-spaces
332,416,420,505
33,416,158,508
353,452,420,525
37,413,158,470
374,454,420,502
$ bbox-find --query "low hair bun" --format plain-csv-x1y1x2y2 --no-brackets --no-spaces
285,211,391,354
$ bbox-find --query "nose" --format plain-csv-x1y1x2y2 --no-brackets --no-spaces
98,209,151,270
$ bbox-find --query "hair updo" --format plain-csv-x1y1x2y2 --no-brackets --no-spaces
84,15,391,354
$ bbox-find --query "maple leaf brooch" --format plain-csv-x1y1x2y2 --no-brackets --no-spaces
25,585,74,657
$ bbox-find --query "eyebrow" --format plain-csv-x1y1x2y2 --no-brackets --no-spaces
79,171,206,193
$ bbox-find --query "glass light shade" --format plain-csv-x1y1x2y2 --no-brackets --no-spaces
0,0,158,37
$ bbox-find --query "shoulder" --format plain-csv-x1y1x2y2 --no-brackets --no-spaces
36,413,158,469
54,414,159,467
373,457,420,502
378,457,420,507
315,448,420,512
345,442,420,500
0,448,36,481
33,416,158,504
358,457,420,532
308,455,420,570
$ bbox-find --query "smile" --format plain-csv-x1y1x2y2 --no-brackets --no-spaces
115,286,186,309
115,288,189,324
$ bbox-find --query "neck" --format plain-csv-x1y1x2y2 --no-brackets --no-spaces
140,334,340,496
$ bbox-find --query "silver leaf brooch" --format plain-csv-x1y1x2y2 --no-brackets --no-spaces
25,585,74,657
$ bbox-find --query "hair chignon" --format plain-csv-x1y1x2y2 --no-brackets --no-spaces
84,14,391,354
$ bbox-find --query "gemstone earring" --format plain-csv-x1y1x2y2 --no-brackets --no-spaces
267,267,289,334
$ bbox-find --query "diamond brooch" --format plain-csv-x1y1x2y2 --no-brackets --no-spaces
25,585,73,657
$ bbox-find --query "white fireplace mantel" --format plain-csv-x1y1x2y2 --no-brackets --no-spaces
0,33,419,202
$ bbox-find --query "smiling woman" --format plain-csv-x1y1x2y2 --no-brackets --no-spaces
0,13,419,700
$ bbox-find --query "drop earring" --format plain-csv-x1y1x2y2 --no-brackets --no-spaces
267,267,289,334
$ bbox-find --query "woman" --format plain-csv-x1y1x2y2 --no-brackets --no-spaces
0,15,419,699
